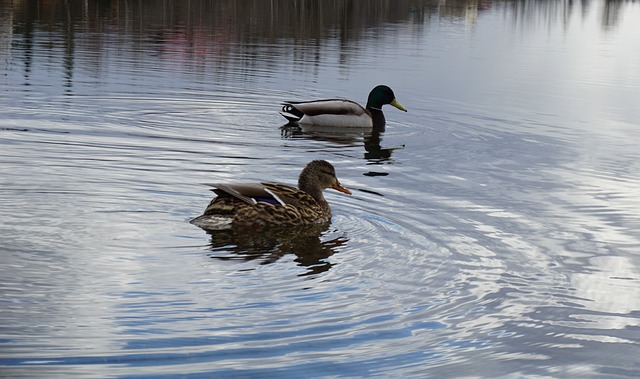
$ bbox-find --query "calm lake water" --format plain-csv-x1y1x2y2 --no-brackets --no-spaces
1,0,639,378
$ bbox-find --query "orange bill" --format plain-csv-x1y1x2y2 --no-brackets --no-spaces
331,182,352,195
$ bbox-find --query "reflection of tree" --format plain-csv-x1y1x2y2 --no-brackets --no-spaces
601,0,625,30
5,0,631,84
203,223,348,276
507,0,628,32
5,0,491,84
8,0,630,44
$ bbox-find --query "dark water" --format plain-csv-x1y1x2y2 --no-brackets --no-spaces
1,0,639,377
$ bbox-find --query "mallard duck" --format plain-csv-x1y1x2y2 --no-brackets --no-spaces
191,160,351,230
280,85,407,127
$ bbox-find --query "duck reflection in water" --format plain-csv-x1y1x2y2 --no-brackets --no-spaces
203,223,348,276
280,85,407,163
281,123,404,165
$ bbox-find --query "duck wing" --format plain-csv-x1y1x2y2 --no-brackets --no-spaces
198,182,321,224
281,99,372,127
283,99,366,116
260,182,318,209
203,182,298,206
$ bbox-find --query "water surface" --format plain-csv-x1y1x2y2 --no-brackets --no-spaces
1,1,639,378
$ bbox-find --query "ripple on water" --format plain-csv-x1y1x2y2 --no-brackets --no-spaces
42,194,455,376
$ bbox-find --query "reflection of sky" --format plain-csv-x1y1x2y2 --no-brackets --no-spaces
572,256,639,316
381,2,640,128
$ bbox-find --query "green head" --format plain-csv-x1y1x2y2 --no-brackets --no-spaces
366,85,407,112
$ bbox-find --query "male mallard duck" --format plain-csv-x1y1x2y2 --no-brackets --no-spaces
280,85,407,127
191,160,351,230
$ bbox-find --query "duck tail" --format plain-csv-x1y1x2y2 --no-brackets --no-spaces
280,103,303,123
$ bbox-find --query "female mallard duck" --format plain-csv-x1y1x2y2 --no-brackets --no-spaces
280,85,407,127
191,160,351,230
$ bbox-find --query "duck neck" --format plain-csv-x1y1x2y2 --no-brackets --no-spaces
367,107,386,130
299,182,324,202
299,181,330,212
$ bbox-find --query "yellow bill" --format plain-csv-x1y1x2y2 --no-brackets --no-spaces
390,99,407,112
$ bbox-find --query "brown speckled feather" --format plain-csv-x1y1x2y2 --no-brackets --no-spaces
201,182,329,226
191,160,350,230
